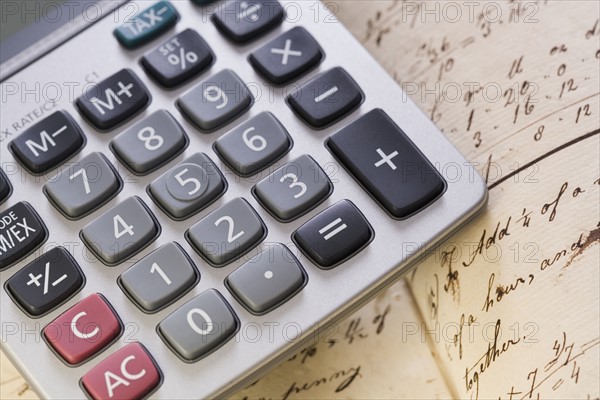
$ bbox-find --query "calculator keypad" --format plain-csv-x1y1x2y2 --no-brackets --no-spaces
212,0,285,43
177,69,253,132
10,110,85,174
6,247,84,317
148,153,227,220
0,202,47,271
186,197,266,267
81,342,161,400
226,243,307,315
43,293,121,365
113,1,179,49
249,27,324,84
111,110,188,175
214,111,292,176
80,197,160,266
119,242,199,313
327,109,446,219
76,69,150,131
158,289,238,362
293,200,374,269
287,67,364,128
141,29,215,88
253,154,333,222
44,152,122,219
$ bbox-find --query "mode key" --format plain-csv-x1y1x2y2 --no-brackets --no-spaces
0,202,48,271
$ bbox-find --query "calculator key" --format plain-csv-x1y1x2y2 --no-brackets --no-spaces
9,110,85,174
0,168,12,203
177,69,253,132
43,293,121,365
111,110,188,175
81,342,161,400
44,152,122,219
148,153,227,220
287,67,364,128
6,247,84,317
80,197,160,266
158,289,238,362
0,202,47,271
76,69,150,131
212,0,285,43
119,242,199,313
187,198,266,267
327,109,446,219
292,200,374,269
225,243,307,315
248,27,324,84
141,29,215,88
253,154,332,222
214,111,292,176
113,1,178,49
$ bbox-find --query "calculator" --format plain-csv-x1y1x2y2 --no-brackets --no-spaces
0,1,488,398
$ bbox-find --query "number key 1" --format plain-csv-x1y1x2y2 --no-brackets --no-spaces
111,110,188,175
119,242,199,313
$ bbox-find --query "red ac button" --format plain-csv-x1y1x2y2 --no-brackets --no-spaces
81,342,162,399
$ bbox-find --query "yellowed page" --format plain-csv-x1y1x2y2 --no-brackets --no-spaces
332,1,600,399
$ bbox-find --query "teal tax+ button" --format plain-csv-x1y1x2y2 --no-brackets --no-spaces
114,1,178,49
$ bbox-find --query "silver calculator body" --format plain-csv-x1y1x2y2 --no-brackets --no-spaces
0,1,487,398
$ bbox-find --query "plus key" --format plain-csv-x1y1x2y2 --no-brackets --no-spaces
327,109,446,219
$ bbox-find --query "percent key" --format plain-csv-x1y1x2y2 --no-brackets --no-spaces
142,28,215,88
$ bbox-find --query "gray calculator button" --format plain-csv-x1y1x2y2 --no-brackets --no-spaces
44,152,122,219
226,243,307,315
187,197,266,267
111,110,188,175
119,242,198,313
177,69,253,132
148,153,227,220
158,289,238,362
80,196,160,265
166,163,209,201
253,154,333,222
214,111,292,176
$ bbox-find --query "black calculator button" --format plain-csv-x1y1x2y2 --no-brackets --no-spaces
248,27,323,84
5,247,84,317
113,1,179,49
292,200,374,269
287,67,364,128
327,109,446,219
141,29,215,88
75,69,150,131
0,202,48,271
0,168,12,204
9,110,85,174
212,0,285,43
